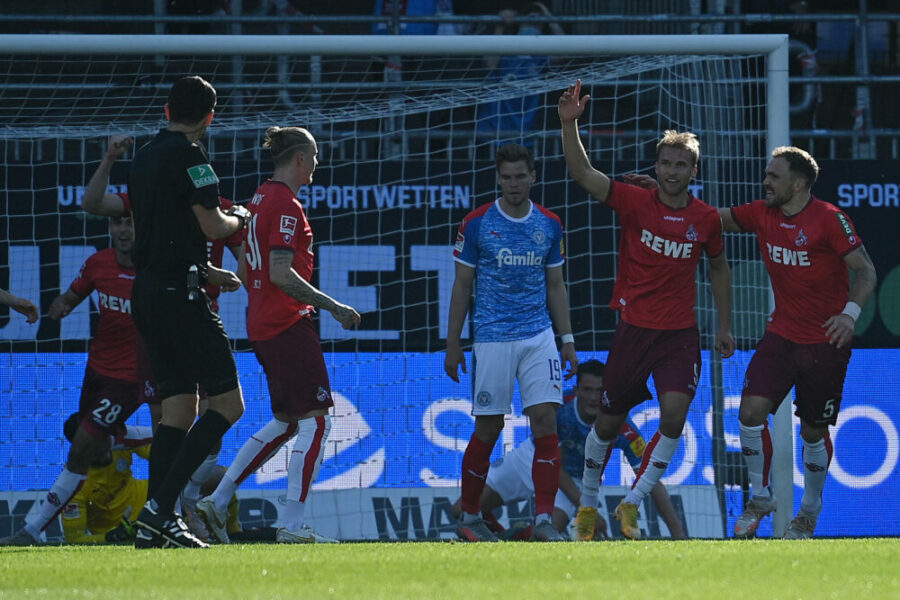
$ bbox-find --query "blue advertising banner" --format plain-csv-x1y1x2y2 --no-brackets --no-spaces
2,348,898,536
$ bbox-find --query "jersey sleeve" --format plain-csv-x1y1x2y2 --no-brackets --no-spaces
68,254,97,298
264,193,305,252
729,200,760,233
826,208,864,257
453,213,481,267
219,198,245,248
703,209,725,258
181,144,221,210
604,181,644,226
546,211,565,267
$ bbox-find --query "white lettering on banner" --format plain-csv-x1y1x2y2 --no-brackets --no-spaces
639,229,693,259
496,248,544,268
766,242,811,266
837,183,900,208
296,185,471,211
57,185,126,207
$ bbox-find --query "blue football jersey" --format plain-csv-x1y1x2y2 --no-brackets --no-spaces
453,199,564,343
558,392,647,479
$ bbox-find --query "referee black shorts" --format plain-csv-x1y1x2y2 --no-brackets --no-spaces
132,273,239,401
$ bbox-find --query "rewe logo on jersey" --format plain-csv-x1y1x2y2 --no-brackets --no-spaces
496,248,544,268
98,292,131,313
640,229,694,259
766,242,811,266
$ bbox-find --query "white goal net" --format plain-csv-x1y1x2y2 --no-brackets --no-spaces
0,33,789,540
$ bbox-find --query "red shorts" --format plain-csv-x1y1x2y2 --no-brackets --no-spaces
251,318,333,418
78,366,141,438
136,335,159,406
601,321,701,414
743,331,851,426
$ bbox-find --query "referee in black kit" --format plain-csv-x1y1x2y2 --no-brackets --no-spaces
130,76,250,548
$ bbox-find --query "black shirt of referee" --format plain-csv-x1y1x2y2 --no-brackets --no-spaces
129,76,247,548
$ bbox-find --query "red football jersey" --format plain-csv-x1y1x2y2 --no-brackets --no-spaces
69,248,138,382
121,192,242,308
606,181,724,330
730,197,862,344
244,180,315,341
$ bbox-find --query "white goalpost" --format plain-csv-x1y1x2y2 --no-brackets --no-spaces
0,33,792,540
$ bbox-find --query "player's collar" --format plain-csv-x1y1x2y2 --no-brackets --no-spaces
494,198,533,222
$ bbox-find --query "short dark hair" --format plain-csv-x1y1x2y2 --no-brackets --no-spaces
167,76,216,124
772,146,819,189
63,412,80,443
576,359,605,385
495,143,535,172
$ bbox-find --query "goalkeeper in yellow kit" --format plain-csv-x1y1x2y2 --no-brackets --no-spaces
59,414,240,544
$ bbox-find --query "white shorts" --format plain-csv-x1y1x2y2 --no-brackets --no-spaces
486,438,578,521
472,327,563,416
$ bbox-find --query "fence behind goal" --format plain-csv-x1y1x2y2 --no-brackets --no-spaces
0,34,826,540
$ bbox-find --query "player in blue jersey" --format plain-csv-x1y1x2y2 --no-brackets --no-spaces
446,143,578,542
455,360,686,540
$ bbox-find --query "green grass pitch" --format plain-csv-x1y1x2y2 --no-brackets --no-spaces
2,539,899,599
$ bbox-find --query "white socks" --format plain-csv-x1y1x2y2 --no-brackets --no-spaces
213,418,296,511
25,467,86,538
801,436,830,514
283,415,331,530
624,432,679,505
580,428,611,509
740,422,773,499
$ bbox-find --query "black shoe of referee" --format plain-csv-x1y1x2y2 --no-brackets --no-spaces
136,500,209,549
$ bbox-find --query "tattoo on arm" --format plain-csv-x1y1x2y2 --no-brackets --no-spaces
270,250,337,312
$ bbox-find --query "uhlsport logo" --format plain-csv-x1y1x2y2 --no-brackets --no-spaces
496,248,543,268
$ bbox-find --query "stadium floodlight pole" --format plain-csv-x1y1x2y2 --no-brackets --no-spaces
0,31,791,539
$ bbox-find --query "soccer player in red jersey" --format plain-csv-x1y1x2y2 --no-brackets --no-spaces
1,216,140,545
722,147,877,539
80,135,243,524
196,126,360,544
558,79,735,540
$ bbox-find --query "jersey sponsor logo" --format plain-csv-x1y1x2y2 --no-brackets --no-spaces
639,229,694,259
117,273,135,280
280,215,298,235
685,224,698,242
766,242,811,267
186,164,219,189
664,215,684,222
779,222,797,229
495,248,544,268
836,212,854,238
795,229,808,247
98,292,132,313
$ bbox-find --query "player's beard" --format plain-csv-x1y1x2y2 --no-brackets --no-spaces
764,187,791,208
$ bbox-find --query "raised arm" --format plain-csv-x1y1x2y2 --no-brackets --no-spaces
717,207,742,233
707,252,735,358
268,249,360,329
83,136,133,217
823,245,877,348
445,261,475,383
546,265,578,378
558,79,610,202
0,288,39,323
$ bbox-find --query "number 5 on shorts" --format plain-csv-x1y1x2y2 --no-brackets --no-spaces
821,398,836,420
